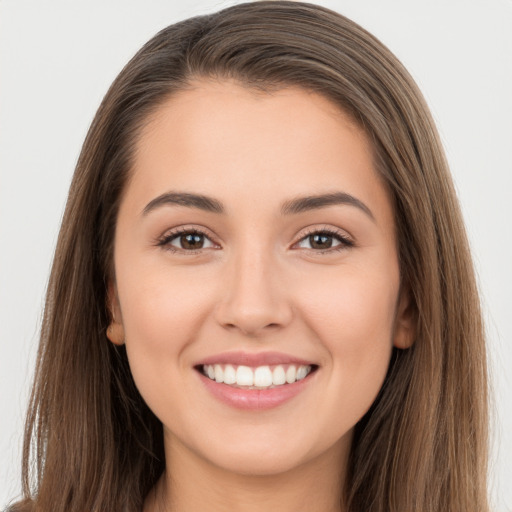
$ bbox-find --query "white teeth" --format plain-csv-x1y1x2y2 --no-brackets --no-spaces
272,365,286,385
223,364,236,385
214,364,224,383
202,363,313,388
236,365,254,386
254,366,273,387
285,365,296,384
296,365,308,380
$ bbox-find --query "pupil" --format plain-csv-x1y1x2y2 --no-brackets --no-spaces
310,234,332,249
182,233,203,249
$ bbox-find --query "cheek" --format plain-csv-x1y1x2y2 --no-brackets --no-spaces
114,259,213,404
299,263,399,347
117,255,209,342
296,264,398,413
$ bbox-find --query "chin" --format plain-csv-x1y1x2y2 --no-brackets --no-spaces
209,446,310,477
186,426,351,478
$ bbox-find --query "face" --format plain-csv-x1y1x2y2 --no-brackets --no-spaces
108,80,413,477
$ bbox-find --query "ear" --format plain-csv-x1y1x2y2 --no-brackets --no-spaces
106,281,125,346
393,285,416,349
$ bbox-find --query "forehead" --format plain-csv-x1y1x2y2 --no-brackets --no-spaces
136,79,367,164
125,80,392,227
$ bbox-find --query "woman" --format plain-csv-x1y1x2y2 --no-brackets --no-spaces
8,1,489,511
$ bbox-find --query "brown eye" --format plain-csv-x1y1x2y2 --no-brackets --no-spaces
158,228,217,253
309,233,334,250
179,233,206,250
296,229,354,253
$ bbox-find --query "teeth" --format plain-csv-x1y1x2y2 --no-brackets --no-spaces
202,363,313,388
272,365,286,385
296,365,308,380
223,364,236,385
254,366,273,387
214,364,224,383
285,365,296,384
236,365,254,386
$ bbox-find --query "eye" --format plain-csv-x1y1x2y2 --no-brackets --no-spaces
156,227,218,254
295,227,354,253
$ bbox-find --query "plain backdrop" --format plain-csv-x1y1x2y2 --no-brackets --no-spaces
1,0,511,509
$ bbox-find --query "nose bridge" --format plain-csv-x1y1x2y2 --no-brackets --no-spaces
215,236,292,335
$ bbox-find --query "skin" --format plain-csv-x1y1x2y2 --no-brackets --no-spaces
108,80,414,512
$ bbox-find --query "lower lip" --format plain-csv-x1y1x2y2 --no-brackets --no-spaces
197,370,315,410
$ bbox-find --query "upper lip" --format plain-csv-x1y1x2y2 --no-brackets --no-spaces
195,351,316,367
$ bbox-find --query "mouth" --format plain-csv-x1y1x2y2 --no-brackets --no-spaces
196,363,318,390
194,351,319,411
194,351,319,410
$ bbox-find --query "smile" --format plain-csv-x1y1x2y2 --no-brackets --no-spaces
201,363,314,389
194,352,319,410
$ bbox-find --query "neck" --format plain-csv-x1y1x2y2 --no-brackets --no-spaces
144,432,349,512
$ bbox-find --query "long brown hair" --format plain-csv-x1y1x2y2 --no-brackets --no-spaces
10,2,489,511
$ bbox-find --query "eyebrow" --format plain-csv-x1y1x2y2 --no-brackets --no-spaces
142,190,375,221
143,191,224,215
281,192,374,220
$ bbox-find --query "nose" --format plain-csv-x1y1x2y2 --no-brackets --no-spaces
214,246,293,337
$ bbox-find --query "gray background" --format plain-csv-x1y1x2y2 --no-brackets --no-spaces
1,0,511,509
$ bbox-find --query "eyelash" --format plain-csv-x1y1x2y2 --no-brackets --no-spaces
156,225,354,255
298,226,354,253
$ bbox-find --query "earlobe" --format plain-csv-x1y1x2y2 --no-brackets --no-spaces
107,322,125,346
106,281,125,346
393,287,416,349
